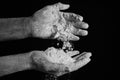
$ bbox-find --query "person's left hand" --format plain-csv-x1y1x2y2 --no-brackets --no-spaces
31,3,89,41
30,47,91,76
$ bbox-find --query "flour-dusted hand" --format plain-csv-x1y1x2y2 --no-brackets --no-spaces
30,47,92,76
31,2,70,39
31,2,89,41
30,49,70,76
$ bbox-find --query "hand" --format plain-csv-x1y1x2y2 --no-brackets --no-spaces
30,47,91,76
31,3,89,41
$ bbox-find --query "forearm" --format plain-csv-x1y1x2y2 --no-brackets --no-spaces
0,52,32,77
0,17,33,41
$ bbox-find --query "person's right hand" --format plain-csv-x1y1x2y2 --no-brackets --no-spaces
30,47,91,76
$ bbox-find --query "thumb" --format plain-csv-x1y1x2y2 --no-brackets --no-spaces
56,2,70,10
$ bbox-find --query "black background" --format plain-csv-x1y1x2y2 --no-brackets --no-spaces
0,0,112,80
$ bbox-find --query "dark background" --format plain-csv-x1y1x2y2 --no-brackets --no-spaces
0,0,112,80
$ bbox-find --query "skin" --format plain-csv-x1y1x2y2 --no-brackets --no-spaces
0,52,32,77
0,17,32,41
0,49,91,77
31,3,89,40
0,2,91,77
0,3,89,41
30,48,92,76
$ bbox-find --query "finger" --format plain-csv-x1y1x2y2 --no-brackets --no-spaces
53,2,70,10
67,51,80,57
74,29,88,36
60,33,80,41
73,52,92,60
57,2,70,10
75,22,89,29
80,22,89,29
72,52,91,71
63,13,83,22
75,55,91,69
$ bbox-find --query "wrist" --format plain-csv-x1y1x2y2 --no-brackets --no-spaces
22,17,33,38
27,51,40,70
20,52,33,70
